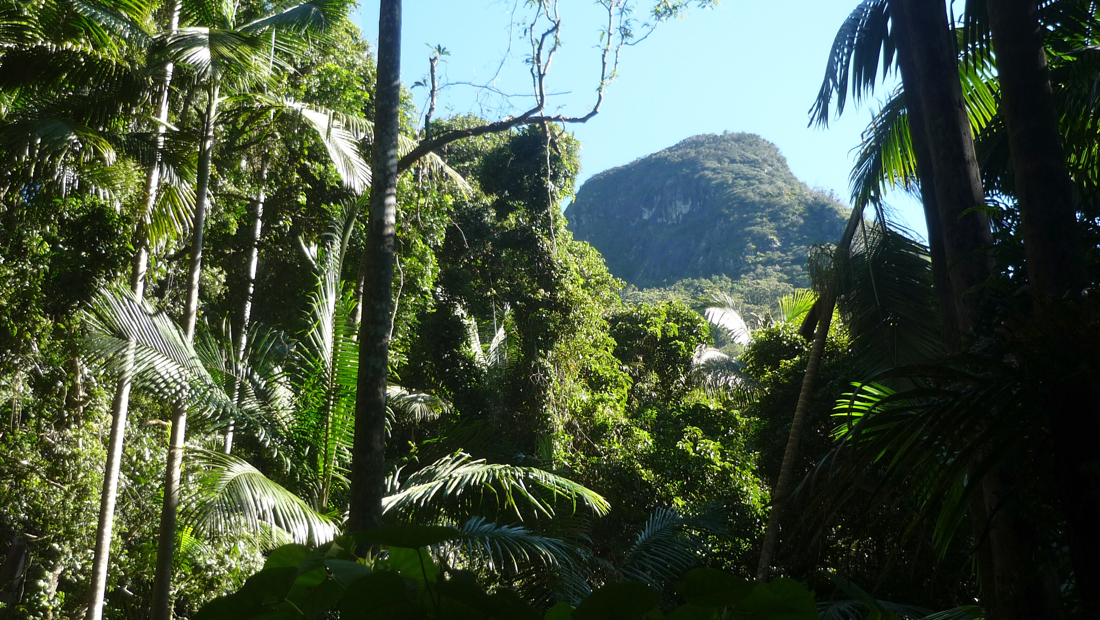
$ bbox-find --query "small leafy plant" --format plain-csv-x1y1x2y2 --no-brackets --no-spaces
195,524,820,620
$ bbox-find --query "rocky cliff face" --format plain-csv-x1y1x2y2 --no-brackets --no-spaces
566,133,849,289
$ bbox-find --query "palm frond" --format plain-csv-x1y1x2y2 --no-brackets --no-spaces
838,223,945,377
83,287,236,427
160,27,288,88
778,289,818,325
238,0,351,35
294,205,359,506
401,136,471,193
820,572,930,619
196,322,295,448
183,448,339,548
148,178,196,246
691,346,753,401
387,385,449,425
849,54,998,211
921,606,983,620
619,505,726,590
703,293,751,346
462,305,510,369
442,516,585,574
810,0,892,127
245,94,370,192
849,88,916,212
71,0,153,47
0,117,117,167
798,352,1037,561
383,452,610,520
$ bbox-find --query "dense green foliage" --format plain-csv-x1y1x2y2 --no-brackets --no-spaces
7,0,1100,618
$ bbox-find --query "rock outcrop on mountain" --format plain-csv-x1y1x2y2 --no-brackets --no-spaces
566,133,849,290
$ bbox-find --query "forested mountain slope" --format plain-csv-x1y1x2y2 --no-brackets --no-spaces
566,133,849,290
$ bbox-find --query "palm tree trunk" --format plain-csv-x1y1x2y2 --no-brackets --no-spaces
888,0,998,602
889,44,959,349
893,0,994,336
985,0,1100,614
892,2,1058,618
755,290,835,581
756,207,862,581
86,3,180,617
224,159,269,454
348,0,401,539
149,81,218,620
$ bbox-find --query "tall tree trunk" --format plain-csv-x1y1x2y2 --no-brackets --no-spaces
149,82,218,620
894,0,993,336
224,159,269,454
756,207,862,581
985,0,1100,614
348,0,400,538
890,86,959,349
86,3,180,617
893,2,1058,618
888,0,997,602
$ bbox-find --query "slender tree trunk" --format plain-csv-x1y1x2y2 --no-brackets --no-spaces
896,0,994,335
756,207,862,581
985,0,1100,615
348,0,400,539
149,82,218,620
224,159,269,454
888,1,998,602
86,3,180,618
890,72,959,348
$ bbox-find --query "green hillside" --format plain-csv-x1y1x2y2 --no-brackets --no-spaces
565,132,850,299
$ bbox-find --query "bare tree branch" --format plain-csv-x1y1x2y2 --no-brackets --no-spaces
398,0,649,174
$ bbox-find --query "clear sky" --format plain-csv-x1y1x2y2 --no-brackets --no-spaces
353,0,928,239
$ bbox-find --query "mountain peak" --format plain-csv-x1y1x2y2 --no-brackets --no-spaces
566,132,848,289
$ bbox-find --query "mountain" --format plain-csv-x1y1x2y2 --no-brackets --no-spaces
565,133,850,293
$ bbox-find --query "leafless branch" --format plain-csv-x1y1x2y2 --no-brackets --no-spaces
422,50,440,140
396,0,693,174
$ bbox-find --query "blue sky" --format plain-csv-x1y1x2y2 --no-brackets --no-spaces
353,1,928,239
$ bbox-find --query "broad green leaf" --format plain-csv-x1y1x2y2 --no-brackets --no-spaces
325,559,372,589
340,571,422,619
354,524,461,548
295,579,344,618
573,582,660,620
545,602,575,620
436,581,540,620
435,580,494,613
388,547,438,583
265,544,310,570
823,573,901,620
676,569,753,609
666,604,717,620
731,579,818,620
195,567,300,619
238,567,299,608
487,589,542,620
193,594,251,620
285,567,328,606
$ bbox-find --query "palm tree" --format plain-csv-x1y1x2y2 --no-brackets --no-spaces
84,2,185,616
139,1,357,614
756,205,862,580
82,285,613,577
983,0,1100,611
216,94,373,454
810,3,1057,615
349,0,401,539
691,291,817,399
